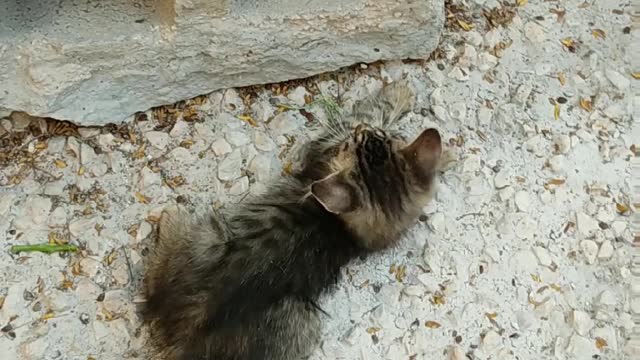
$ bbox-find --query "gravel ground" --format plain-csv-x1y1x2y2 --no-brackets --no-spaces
0,1,637,359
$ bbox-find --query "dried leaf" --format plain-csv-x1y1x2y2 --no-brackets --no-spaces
485,312,498,320
554,103,560,120
425,321,441,329
560,38,577,52
616,203,629,214
132,145,146,160
180,139,194,149
547,179,566,186
134,192,150,204
431,293,445,306
550,9,566,23
557,72,566,86
516,0,528,6
531,274,542,283
0,295,5,310
457,19,474,31
281,161,293,176
366,327,380,334
41,311,55,321
77,166,86,176
54,159,67,169
238,115,258,127
595,337,608,350
579,98,593,112
549,283,564,292
395,265,406,282
632,72,640,80
591,29,606,39
35,142,48,150
166,175,185,189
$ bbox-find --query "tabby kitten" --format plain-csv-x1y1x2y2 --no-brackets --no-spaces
143,81,443,360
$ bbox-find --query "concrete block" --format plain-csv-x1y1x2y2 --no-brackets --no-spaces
0,0,444,125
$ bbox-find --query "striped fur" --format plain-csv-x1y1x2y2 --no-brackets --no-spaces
143,81,442,359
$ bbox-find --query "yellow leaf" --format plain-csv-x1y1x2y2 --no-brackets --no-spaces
366,327,380,334
531,274,542,283
516,0,528,6
54,159,67,168
132,145,146,160
395,265,406,282
77,166,86,176
41,311,55,321
595,337,608,350
425,321,441,329
547,179,566,186
616,203,629,214
485,312,498,320
557,72,566,86
591,29,606,39
554,103,560,120
238,115,258,127
35,142,48,150
579,98,593,112
457,19,474,32
134,192,150,204
431,293,445,306
632,72,640,80
560,38,575,49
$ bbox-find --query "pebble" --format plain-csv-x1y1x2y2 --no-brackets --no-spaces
524,22,546,42
48,137,66,154
580,240,599,264
169,147,195,163
287,87,308,107
402,285,425,297
69,217,96,238
461,155,481,173
569,310,594,336
138,166,162,190
448,102,467,121
514,191,530,212
548,155,564,173
145,131,170,150
532,246,552,267
576,212,599,237
225,131,250,147
254,132,276,152
605,69,630,91
595,207,615,223
477,52,498,71
481,330,502,353
44,181,66,196
463,31,483,47
217,150,243,181
448,66,469,81
432,105,447,122
430,88,444,106
169,120,190,138
447,346,465,360
97,133,116,152
79,257,101,278
228,176,249,195
48,206,68,227
269,112,301,134
15,196,51,230
611,221,626,236
565,333,594,359
211,138,233,157
476,107,493,126
136,221,153,243
597,240,614,260
515,310,536,331
458,44,477,69
553,134,571,154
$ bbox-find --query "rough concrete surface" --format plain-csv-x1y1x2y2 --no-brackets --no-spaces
0,0,444,125
0,1,638,360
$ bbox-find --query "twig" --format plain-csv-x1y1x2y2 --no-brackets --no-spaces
10,244,78,254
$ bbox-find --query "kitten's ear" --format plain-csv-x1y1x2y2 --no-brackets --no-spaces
401,128,442,180
311,173,357,214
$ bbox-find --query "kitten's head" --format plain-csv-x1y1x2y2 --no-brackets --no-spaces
308,123,442,249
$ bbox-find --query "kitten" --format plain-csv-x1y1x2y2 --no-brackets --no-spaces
143,81,443,360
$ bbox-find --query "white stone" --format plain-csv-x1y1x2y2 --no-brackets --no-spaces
576,212,599,236
269,112,302,134
477,107,493,126
432,105,447,122
145,131,170,150
569,310,594,336
580,240,599,264
605,69,631,91
597,240,614,260
254,132,276,152
225,131,250,147
565,334,594,359
596,207,615,223
548,155,564,173
211,138,233,157
428,213,446,234
524,22,546,43
458,44,477,69
402,285,425,297
515,310,536,331
448,66,469,81
69,218,96,238
229,176,250,195
462,155,481,173
493,172,509,189
449,102,467,121
477,52,498,71
79,257,100,278
611,221,626,236
1,1,444,126
288,87,308,107
218,150,243,181
136,221,153,243
532,246,552,267
138,167,162,190
98,133,116,152
463,31,483,47
481,330,502,353
44,181,66,196
514,191,530,212
14,196,51,230
248,154,277,183
48,206,68,228
553,134,571,154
